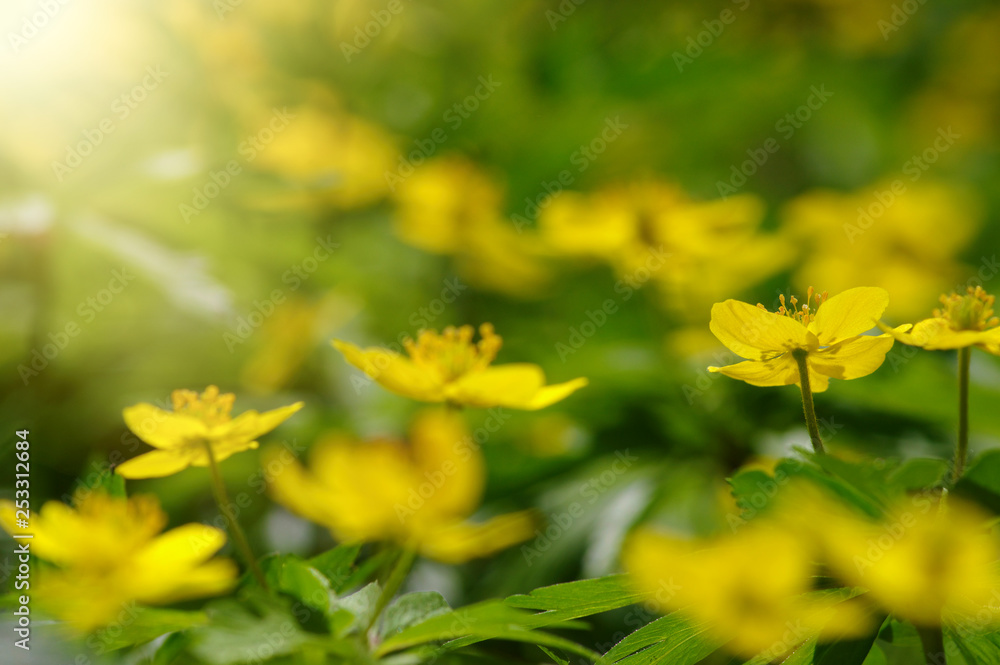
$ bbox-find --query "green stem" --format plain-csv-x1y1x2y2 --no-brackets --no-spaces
953,347,971,485
918,625,946,665
368,547,416,631
203,441,269,590
792,350,825,454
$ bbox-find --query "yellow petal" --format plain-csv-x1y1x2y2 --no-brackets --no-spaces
810,335,894,381
710,300,810,360
444,364,545,408
809,287,889,345
123,403,207,450
137,524,227,568
332,339,444,401
222,401,304,442
135,558,238,605
116,449,195,479
417,511,536,564
409,409,483,518
524,377,589,410
708,355,800,388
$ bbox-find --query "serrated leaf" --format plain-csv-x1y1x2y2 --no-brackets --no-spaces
505,574,649,625
188,598,317,665
375,600,599,661
380,591,451,639
604,612,723,664
945,626,1000,665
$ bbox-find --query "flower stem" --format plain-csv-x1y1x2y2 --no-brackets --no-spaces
792,350,825,454
368,546,416,631
203,441,269,590
953,347,971,485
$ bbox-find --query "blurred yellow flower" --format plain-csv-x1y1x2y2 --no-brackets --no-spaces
624,526,867,658
783,183,980,319
0,492,235,633
265,408,534,563
880,286,1000,353
249,105,398,210
708,287,898,392
823,498,1000,627
117,386,303,478
332,323,587,409
392,156,552,297
539,182,792,317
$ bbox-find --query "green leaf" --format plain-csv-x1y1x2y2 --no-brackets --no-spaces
813,614,887,665
887,458,949,491
604,612,723,664
152,632,191,665
88,607,207,652
375,600,599,661
336,581,381,634
956,449,1000,513
380,591,451,639
308,543,361,593
189,595,320,665
540,645,571,665
505,574,649,626
945,626,1000,665
262,554,333,615
728,469,781,518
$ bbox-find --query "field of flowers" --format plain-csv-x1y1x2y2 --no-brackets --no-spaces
3,1,1000,664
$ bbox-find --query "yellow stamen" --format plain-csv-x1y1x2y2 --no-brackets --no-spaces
759,288,827,325
933,286,999,331
171,385,236,426
403,323,503,381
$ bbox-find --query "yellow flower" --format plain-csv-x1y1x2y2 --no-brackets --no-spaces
332,324,587,409
822,497,1000,627
392,156,552,297
782,183,980,320
708,287,899,392
0,492,235,633
264,408,535,563
117,386,303,478
880,286,1000,353
623,526,867,658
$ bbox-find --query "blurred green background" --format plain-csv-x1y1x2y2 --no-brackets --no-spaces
2,0,1000,651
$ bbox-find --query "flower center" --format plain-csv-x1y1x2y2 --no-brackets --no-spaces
171,385,235,426
933,286,999,331
403,323,502,382
757,287,828,325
